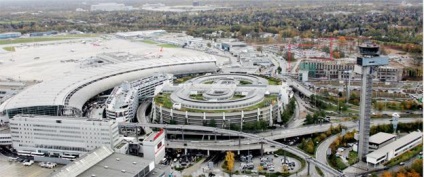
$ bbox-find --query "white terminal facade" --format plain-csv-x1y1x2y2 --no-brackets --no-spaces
9,115,119,156
106,74,173,122
0,56,216,160
106,81,139,123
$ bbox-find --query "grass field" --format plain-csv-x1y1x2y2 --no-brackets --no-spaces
158,43,180,48
0,34,99,45
2,46,15,51
141,40,158,44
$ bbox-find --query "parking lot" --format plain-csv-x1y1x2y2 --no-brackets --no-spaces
0,153,61,177
234,154,301,173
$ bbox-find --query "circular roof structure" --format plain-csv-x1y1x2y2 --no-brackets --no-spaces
158,74,283,111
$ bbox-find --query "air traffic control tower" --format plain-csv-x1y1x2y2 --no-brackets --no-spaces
356,44,388,161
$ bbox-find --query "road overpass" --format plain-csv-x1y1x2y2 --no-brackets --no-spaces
282,76,314,97
145,118,421,147
120,118,420,176
131,123,345,176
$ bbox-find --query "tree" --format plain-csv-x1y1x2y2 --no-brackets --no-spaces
209,119,217,127
305,113,314,125
277,66,282,74
207,42,211,48
381,171,393,177
225,151,235,172
338,36,347,50
256,46,263,53
395,172,406,177
406,171,421,177
410,159,423,176
283,51,295,61
305,139,315,154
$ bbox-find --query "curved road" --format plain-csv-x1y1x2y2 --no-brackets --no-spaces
131,123,346,177
316,134,340,177
137,101,152,134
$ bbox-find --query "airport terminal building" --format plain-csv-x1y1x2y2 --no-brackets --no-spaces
153,74,289,127
0,57,217,121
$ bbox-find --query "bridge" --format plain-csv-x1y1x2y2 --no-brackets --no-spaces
131,123,345,176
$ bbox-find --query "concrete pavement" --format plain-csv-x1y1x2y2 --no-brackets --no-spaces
316,134,340,177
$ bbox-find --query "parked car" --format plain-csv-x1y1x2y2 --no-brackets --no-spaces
23,160,34,166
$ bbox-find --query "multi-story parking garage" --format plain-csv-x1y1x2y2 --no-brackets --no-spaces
0,56,217,121
153,74,290,127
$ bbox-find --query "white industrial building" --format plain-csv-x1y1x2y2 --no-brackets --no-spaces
116,30,167,39
106,81,139,122
366,131,423,166
9,115,120,156
91,3,136,11
142,129,166,164
51,146,169,177
368,132,397,152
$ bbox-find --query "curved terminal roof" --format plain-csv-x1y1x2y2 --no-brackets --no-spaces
0,56,217,112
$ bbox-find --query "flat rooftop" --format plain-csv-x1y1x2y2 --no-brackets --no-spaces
51,146,154,177
369,132,396,144
367,131,423,159
78,153,152,177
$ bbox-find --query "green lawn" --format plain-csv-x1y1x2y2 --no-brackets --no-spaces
348,151,358,165
154,93,173,108
335,158,348,170
174,75,197,84
141,39,157,44
154,93,278,113
315,166,324,176
203,81,214,84
158,43,180,48
0,34,98,45
239,80,252,85
231,94,246,100
189,94,204,100
2,46,15,51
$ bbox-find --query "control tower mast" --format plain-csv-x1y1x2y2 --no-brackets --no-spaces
356,43,388,161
